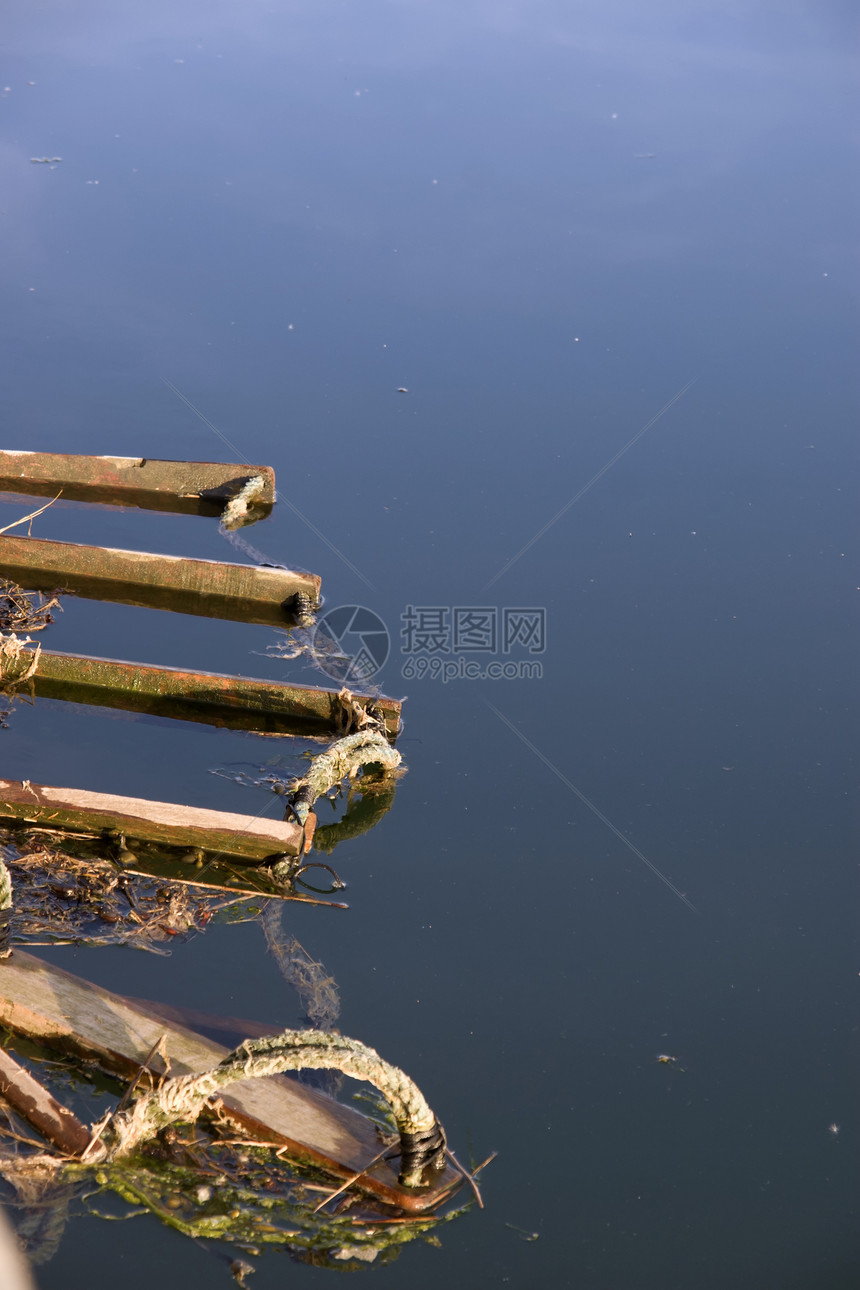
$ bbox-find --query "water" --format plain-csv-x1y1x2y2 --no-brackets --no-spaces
1,2,856,1285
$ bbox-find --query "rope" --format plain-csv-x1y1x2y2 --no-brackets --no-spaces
260,908,340,1031
219,475,267,531
284,732,401,828
101,1029,446,1188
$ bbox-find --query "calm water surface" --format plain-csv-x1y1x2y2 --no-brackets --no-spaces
1,2,857,1286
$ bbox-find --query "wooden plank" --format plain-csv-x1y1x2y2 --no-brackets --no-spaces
0,451,275,520
0,952,459,1211
24,647,401,740
0,536,319,626
0,780,313,862
124,998,278,1043
0,1046,91,1155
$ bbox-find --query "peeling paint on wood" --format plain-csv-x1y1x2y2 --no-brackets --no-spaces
0,780,312,861
0,1046,92,1155
23,647,401,739
0,536,320,625
0,451,275,520
0,952,460,1210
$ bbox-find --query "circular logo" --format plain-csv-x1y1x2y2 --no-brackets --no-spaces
311,605,390,683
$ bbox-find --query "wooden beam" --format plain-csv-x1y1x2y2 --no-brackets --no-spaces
24,647,401,740
0,1046,91,1155
0,451,275,520
0,952,460,1212
0,536,320,625
123,998,279,1044
0,780,313,862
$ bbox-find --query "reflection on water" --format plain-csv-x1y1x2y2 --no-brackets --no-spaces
1,0,855,1285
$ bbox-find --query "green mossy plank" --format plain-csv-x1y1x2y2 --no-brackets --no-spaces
0,536,319,625
26,648,400,739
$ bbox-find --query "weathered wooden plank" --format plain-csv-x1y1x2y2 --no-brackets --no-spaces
24,647,401,739
124,998,278,1043
0,1046,91,1155
0,952,459,1211
0,780,313,862
0,536,319,625
0,451,275,520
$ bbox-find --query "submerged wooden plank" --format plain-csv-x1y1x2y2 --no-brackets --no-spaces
0,1046,91,1155
0,952,459,1211
124,998,279,1043
0,780,313,861
0,536,319,625
0,451,275,520
25,647,401,739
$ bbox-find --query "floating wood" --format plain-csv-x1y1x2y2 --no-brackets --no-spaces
0,536,319,625
0,451,275,521
0,952,460,1211
0,780,313,862
23,647,401,739
0,1046,91,1155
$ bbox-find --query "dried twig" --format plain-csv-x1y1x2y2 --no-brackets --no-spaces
0,491,63,536
311,1138,397,1214
0,582,61,633
445,1148,484,1209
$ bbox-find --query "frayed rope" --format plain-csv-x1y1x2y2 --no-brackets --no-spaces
97,1028,446,1188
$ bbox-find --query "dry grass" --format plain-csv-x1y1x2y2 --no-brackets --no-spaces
1,837,262,954
0,581,62,634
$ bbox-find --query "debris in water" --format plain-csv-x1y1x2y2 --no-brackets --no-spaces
0,834,267,954
0,581,61,634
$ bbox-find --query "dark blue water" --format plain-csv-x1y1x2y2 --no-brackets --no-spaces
2,2,857,1286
